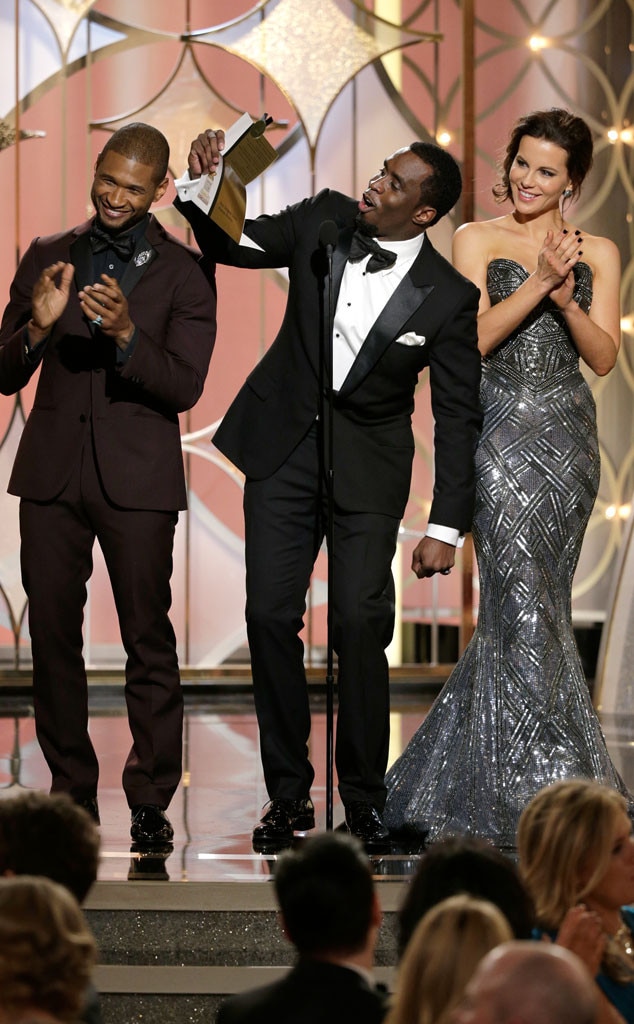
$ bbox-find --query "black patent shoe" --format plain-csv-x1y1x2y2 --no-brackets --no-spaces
252,797,315,849
76,796,100,825
344,802,391,851
130,804,174,846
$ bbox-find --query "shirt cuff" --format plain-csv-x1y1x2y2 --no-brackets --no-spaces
116,328,139,365
23,325,48,362
425,523,464,548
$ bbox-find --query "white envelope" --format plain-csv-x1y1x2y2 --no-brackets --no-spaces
395,331,426,347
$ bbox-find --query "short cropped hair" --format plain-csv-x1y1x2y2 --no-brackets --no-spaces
0,875,97,1022
0,791,100,904
409,141,463,225
273,832,374,957
99,121,170,183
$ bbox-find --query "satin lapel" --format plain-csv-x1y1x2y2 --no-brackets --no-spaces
119,233,158,297
338,272,433,398
70,231,97,335
332,226,354,305
316,227,352,382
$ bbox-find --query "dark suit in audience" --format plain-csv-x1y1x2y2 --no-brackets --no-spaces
217,833,387,1024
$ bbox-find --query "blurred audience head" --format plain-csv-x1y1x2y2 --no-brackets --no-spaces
449,940,598,1024
273,832,380,959
0,875,97,1023
517,778,632,929
386,893,513,1024
397,835,534,956
0,790,100,904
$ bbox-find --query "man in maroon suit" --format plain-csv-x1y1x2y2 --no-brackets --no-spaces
0,123,216,845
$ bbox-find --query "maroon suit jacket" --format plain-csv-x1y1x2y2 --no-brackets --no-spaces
0,214,216,511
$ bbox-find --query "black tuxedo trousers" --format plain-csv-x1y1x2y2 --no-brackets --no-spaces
244,422,399,809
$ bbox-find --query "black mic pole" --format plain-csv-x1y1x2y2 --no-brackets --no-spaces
318,220,338,831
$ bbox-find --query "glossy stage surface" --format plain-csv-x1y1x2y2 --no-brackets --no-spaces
0,680,441,883
0,677,630,883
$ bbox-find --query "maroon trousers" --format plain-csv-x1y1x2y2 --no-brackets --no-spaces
20,431,182,809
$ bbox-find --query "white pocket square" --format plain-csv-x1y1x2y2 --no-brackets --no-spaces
395,331,426,347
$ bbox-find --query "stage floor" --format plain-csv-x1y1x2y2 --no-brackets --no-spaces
0,678,631,883
0,681,441,883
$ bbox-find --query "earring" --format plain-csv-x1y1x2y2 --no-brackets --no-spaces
562,188,573,198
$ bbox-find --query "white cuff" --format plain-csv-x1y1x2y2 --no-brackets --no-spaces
425,523,463,548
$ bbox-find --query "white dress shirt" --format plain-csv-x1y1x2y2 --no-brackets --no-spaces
332,233,461,548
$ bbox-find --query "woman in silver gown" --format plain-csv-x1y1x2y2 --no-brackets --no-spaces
385,109,627,848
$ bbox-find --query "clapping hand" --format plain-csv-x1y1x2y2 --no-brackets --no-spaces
537,228,584,309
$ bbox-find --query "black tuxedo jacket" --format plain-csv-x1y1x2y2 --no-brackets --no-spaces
0,215,216,511
176,189,481,529
217,958,387,1024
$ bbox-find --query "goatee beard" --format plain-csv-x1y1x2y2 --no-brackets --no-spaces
354,214,379,239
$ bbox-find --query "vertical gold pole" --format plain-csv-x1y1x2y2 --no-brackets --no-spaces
13,0,20,269
460,0,476,651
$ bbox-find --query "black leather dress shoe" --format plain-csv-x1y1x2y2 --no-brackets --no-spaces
252,797,315,848
76,797,100,825
130,805,174,846
344,802,390,850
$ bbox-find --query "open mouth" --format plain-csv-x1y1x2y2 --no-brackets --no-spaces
358,191,376,213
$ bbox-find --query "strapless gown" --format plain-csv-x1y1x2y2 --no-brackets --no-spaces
384,258,629,848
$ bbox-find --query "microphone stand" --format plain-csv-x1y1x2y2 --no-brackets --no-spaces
318,221,338,831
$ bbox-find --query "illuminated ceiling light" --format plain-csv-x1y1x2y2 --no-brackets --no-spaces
528,35,549,51
607,128,620,143
619,504,632,519
436,130,452,147
621,128,634,143
620,315,634,333
605,505,617,519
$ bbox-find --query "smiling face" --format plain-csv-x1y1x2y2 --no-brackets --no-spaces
90,149,168,234
582,811,634,918
508,135,571,217
357,147,436,241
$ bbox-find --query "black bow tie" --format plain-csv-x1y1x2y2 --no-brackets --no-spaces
348,231,397,273
89,224,136,261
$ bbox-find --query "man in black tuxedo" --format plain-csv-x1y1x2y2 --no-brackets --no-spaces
217,832,387,1024
0,123,216,844
176,130,481,849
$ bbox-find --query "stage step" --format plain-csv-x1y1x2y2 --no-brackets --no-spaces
85,877,407,1023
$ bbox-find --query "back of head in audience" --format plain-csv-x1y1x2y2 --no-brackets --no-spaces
273,832,379,960
449,941,598,1024
0,874,97,1024
386,893,513,1024
0,790,100,904
397,836,534,956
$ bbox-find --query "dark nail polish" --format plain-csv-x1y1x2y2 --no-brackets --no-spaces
575,229,581,235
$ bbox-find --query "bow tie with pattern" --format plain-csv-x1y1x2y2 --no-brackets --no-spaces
347,231,397,273
89,224,136,261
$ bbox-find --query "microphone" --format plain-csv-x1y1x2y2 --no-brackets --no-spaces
319,220,339,254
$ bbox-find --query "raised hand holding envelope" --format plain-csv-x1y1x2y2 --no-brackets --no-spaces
174,113,277,243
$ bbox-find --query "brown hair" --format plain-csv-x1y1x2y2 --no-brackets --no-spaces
493,108,593,204
0,875,96,1022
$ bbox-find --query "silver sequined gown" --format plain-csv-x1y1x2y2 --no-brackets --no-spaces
384,258,629,848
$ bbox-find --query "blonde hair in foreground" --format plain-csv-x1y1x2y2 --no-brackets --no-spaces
518,778,628,929
0,875,97,1022
385,893,513,1024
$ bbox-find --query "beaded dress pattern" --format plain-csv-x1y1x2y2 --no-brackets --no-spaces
384,258,629,847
